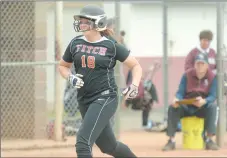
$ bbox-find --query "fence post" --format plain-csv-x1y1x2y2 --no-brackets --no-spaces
216,2,225,147
54,1,64,141
113,0,121,139
162,1,169,121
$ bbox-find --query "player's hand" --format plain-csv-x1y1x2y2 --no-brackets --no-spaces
122,84,138,100
172,97,179,108
68,74,84,89
192,96,206,108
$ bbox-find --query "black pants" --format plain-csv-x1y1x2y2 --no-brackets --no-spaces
167,104,218,137
142,105,151,126
126,98,152,126
76,96,136,158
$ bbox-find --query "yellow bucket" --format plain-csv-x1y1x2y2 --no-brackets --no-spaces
181,116,205,150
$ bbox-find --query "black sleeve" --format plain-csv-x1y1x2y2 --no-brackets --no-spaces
62,43,73,63
115,43,130,62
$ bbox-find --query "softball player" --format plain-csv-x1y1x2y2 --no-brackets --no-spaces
58,5,142,158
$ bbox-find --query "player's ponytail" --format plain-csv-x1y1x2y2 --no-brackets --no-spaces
101,28,114,37
101,28,119,43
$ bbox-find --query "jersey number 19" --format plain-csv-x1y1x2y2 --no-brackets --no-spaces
81,55,95,69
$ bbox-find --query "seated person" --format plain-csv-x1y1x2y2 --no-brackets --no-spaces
125,62,159,129
163,53,219,151
141,62,160,128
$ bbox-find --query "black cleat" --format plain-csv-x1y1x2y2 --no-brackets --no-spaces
162,140,176,151
206,139,219,150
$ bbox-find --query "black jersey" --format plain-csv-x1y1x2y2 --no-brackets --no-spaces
63,35,130,104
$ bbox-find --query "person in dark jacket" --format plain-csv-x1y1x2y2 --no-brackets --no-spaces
184,30,216,74
163,53,219,151
125,61,160,128
141,61,160,128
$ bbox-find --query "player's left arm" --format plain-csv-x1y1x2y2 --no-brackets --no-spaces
123,56,142,87
175,73,187,100
205,76,217,106
114,43,142,87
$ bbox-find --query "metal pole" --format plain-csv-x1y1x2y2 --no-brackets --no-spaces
114,0,121,139
162,1,168,121
54,1,64,141
114,1,120,36
216,2,225,147
1,61,59,66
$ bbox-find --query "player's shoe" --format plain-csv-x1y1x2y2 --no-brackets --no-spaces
162,140,176,151
205,139,219,150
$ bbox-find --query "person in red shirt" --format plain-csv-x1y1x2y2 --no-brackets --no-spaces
184,30,216,74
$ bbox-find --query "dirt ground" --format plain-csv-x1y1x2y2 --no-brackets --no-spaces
2,130,227,157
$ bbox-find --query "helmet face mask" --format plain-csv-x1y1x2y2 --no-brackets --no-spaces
73,18,94,32
73,5,108,33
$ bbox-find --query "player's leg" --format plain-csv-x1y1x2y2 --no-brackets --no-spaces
195,103,219,150
75,96,118,158
162,105,186,151
95,123,136,157
109,114,115,127
142,104,150,127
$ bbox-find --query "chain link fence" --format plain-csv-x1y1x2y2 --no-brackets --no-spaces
0,1,87,144
61,64,82,137
1,1,37,140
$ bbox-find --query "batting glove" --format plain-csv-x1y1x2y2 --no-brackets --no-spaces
68,74,84,89
122,84,138,100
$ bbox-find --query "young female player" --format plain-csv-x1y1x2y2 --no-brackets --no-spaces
58,5,142,158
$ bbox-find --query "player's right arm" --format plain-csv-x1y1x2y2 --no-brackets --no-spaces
58,43,73,79
59,60,72,79
58,41,84,89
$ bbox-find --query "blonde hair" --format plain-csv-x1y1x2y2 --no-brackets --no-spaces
101,28,114,37
101,28,120,43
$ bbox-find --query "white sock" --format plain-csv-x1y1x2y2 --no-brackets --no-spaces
206,137,211,142
170,138,175,142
